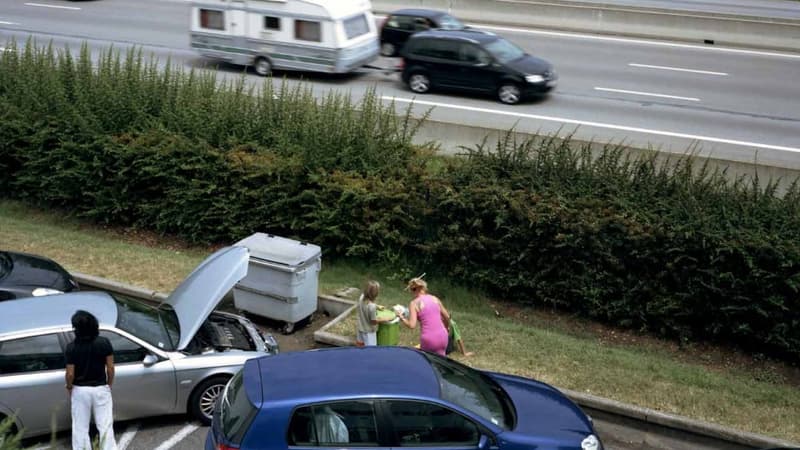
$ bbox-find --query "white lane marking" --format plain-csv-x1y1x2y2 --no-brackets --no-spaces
0,21,21,25
381,96,800,154
594,87,700,102
153,424,199,450
477,24,800,59
629,63,728,76
117,422,140,450
24,2,81,10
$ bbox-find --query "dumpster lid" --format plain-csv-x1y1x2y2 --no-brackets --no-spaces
163,246,249,351
235,233,321,267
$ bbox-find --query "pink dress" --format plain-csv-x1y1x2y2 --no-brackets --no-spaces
416,294,449,356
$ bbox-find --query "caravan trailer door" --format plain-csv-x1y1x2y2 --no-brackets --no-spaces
190,0,254,68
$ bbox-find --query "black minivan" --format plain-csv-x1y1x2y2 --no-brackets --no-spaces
400,29,557,105
379,9,466,57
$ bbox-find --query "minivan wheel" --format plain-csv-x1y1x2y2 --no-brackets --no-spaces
409,73,431,94
189,376,230,425
498,83,522,105
254,57,272,76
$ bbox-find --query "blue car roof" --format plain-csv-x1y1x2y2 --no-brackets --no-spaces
0,291,118,336
252,347,441,404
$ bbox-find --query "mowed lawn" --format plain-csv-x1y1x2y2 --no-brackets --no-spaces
1,200,798,443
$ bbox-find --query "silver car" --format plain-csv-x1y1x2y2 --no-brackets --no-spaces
0,246,279,438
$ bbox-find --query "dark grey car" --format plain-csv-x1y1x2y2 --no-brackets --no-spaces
379,9,466,56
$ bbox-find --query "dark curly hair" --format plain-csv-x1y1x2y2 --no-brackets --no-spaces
71,310,99,341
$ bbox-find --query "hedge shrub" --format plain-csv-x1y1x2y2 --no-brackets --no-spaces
2,40,799,361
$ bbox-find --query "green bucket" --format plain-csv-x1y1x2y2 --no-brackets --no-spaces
376,309,400,346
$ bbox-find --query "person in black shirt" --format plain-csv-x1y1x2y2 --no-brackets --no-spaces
65,310,117,450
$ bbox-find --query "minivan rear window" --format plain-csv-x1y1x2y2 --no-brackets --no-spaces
343,14,370,40
221,371,257,444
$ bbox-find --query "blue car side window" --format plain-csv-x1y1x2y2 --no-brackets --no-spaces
386,400,479,446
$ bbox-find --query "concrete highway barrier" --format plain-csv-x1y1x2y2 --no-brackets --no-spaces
371,0,800,52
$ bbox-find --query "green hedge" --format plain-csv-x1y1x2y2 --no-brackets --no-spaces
2,40,799,361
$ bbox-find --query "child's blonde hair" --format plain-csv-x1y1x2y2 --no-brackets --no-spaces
363,280,381,301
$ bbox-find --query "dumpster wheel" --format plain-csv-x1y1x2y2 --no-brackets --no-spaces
282,321,295,334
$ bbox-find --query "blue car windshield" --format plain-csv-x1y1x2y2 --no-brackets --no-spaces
113,294,180,351
484,37,526,64
424,353,514,430
438,14,464,30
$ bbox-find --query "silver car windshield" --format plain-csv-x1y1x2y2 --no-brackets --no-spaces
424,353,514,430
113,295,180,351
484,38,525,64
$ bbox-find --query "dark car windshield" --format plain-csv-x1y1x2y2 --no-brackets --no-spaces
423,353,514,430
113,294,180,351
438,14,464,30
484,37,526,64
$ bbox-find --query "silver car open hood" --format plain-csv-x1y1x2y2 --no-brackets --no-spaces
164,246,249,351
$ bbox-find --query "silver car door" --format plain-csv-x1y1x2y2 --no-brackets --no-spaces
0,332,71,437
98,330,178,421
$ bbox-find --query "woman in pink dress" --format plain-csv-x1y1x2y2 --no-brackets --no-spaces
396,277,450,356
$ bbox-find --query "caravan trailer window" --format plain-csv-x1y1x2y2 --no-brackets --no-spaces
343,14,369,40
264,16,280,31
200,9,225,31
295,20,321,42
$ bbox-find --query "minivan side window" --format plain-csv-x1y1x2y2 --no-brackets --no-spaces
295,20,322,42
459,44,490,64
0,334,64,375
387,15,414,31
410,39,459,60
288,401,378,446
385,400,479,446
199,9,225,31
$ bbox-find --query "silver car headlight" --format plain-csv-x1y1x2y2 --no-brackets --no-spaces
525,74,545,83
581,434,601,450
32,287,63,296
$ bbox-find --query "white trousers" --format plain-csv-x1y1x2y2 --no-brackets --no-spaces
71,385,117,450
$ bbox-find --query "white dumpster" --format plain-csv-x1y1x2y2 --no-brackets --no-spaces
233,233,321,333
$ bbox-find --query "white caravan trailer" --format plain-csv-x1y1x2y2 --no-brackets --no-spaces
190,0,379,75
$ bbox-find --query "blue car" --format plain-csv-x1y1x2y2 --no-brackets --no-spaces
206,346,603,450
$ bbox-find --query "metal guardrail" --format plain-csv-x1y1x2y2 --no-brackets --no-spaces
74,273,799,450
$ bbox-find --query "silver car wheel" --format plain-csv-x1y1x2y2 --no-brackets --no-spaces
498,83,521,104
409,73,430,94
199,383,224,420
254,57,272,77
380,42,396,57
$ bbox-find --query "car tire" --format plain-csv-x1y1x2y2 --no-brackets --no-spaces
189,375,231,425
497,82,522,105
380,42,396,57
408,72,431,94
254,57,272,77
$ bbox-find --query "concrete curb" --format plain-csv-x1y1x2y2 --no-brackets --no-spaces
72,273,800,449
371,0,800,52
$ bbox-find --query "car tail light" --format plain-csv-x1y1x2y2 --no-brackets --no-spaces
217,445,238,450
396,59,405,71
379,15,388,30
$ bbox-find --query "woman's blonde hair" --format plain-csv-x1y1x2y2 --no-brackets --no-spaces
363,280,381,301
406,277,427,293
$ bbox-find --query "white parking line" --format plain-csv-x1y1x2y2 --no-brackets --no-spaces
0,21,21,25
381,96,800,154
628,63,728,76
24,2,81,10
153,424,199,450
117,423,140,450
594,87,700,102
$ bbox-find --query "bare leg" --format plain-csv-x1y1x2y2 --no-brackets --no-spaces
458,340,474,357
